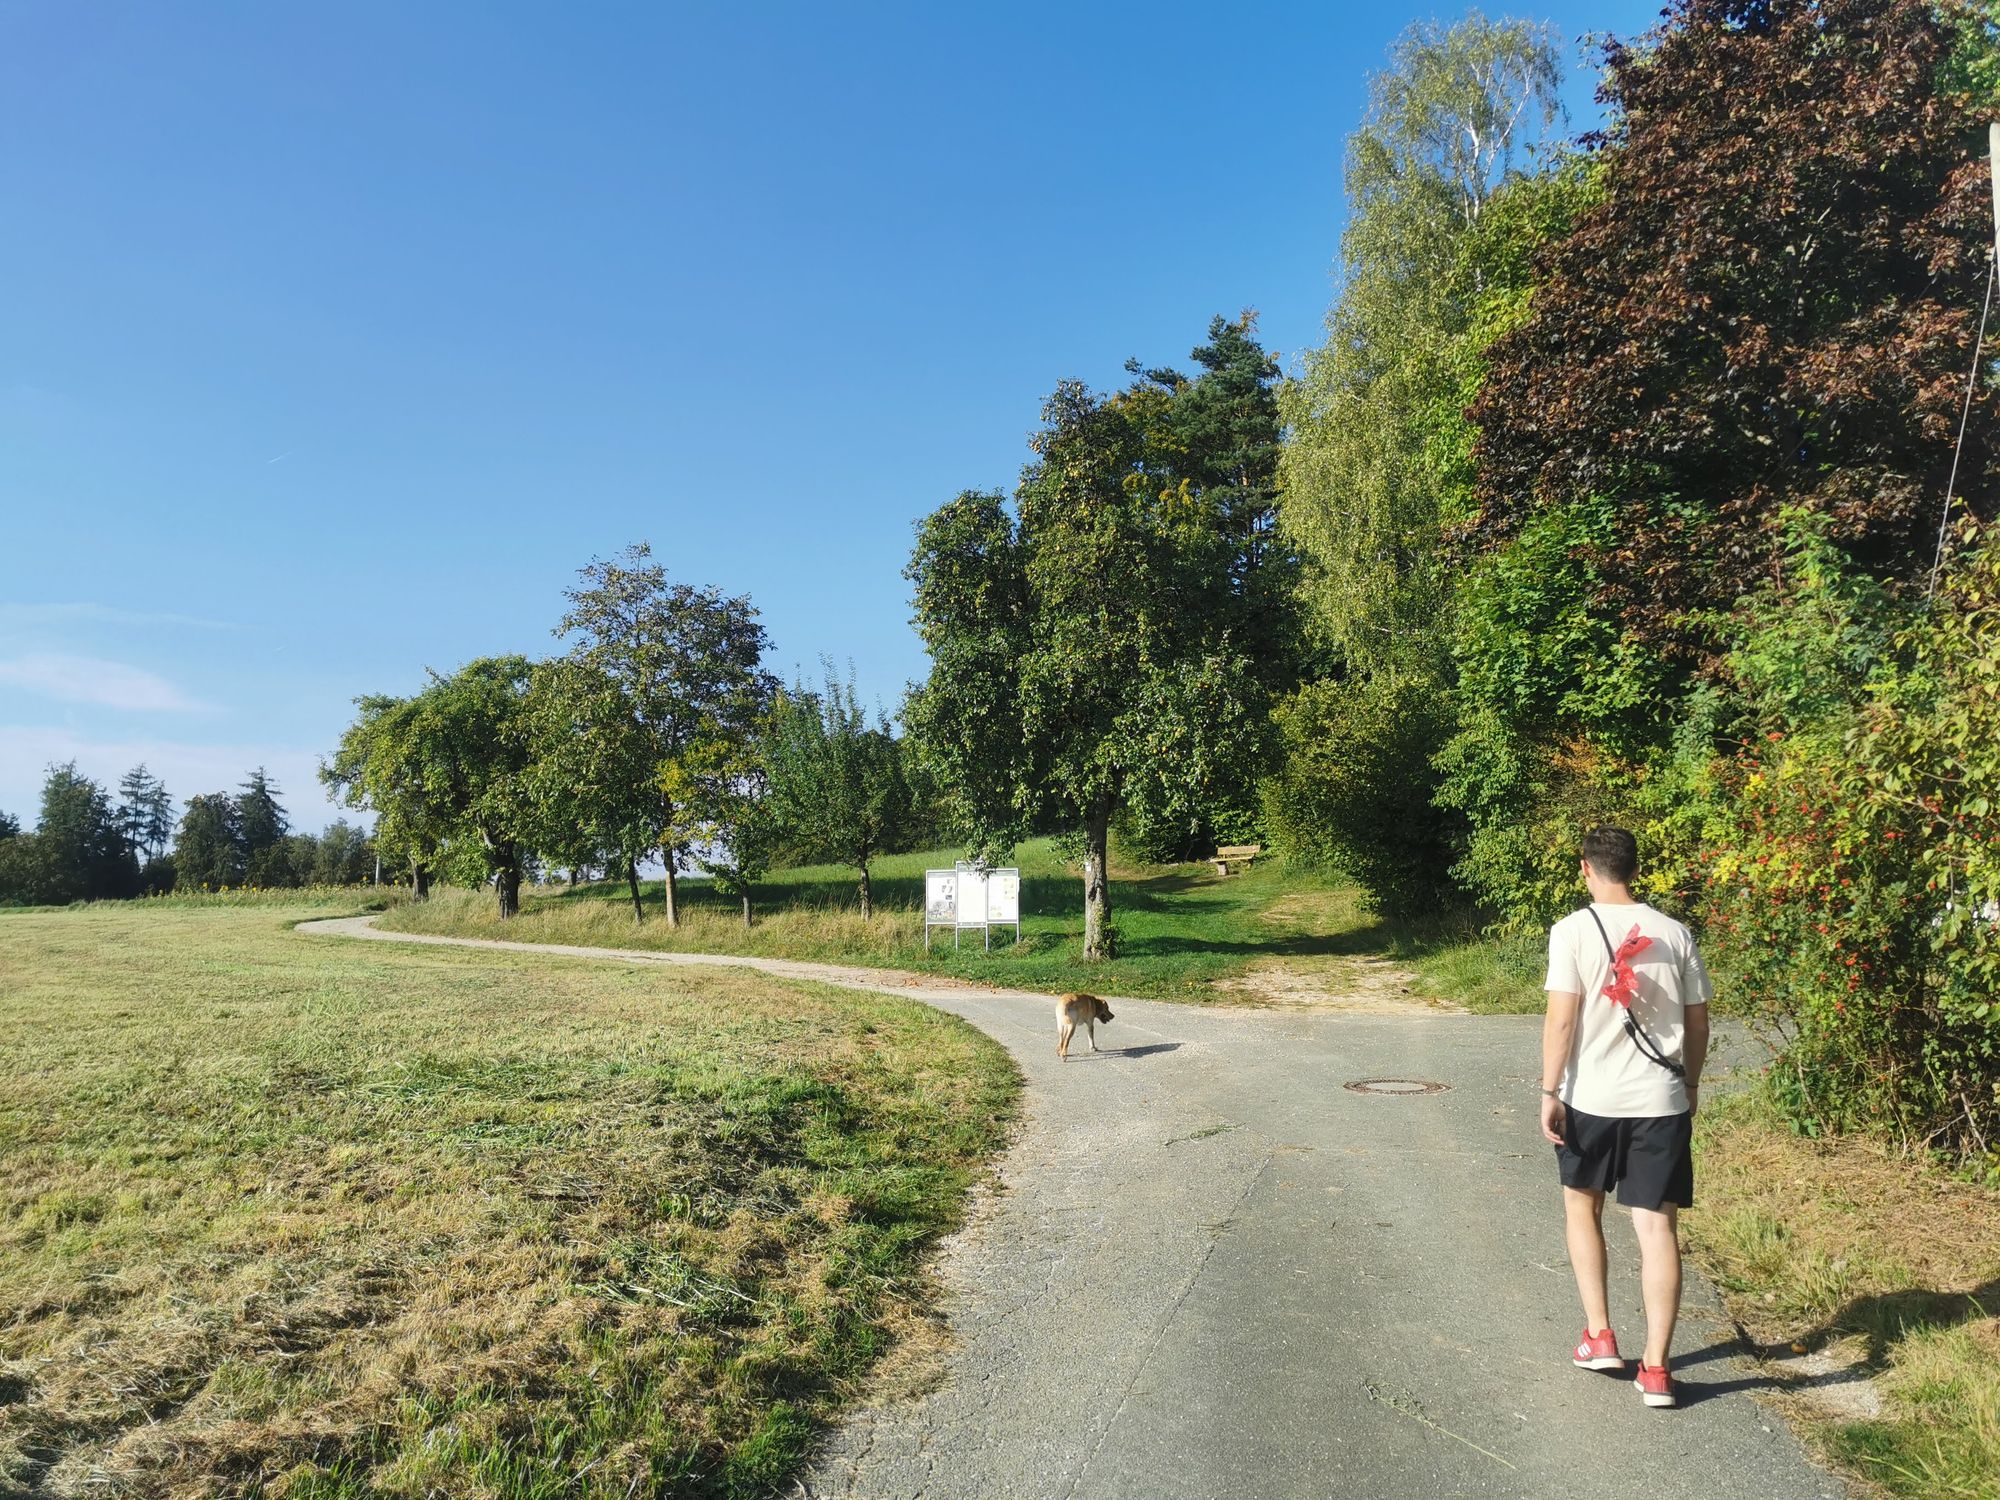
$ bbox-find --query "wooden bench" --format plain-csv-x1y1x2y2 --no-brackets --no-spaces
1211,843,1263,877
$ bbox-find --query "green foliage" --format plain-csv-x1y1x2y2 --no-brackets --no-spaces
115,764,174,866
18,763,139,903
1115,648,1270,860
0,833,62,906
323,693,447,894
235,768,289,883
1278,14,1571,679
903,491,1028,859
1432,712,1631,930
909,365,1278,958
1125,313,1300,699
523,657,661,909
1451,498,1673,742
409,657,541,917
1262,675,1462,914
174,792,244,891
763,666,910,918
556,543,776,923
1581,524,1997,1164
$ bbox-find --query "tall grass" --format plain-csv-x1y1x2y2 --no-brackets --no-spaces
1688,1089,2000,1498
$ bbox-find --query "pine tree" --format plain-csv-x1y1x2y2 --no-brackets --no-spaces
116,765,175,864
236,769,290,884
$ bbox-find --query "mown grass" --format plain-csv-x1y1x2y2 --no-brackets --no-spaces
0,898,1016,1497
379,840,1548,1012
1687,1089,2000,1499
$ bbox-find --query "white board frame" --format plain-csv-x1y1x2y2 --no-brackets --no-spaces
924,862,1021,951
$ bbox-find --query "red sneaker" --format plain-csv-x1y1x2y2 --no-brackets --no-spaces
1634,1363,1676,1408
1573,1328,1623,1371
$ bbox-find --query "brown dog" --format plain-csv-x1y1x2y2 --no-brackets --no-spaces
1056,992,1114,1059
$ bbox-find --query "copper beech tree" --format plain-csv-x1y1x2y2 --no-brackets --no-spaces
1467,0,2000,669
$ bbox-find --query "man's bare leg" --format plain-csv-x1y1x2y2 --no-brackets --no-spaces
1563,1187,1612,1332
1631,1204,1682,1367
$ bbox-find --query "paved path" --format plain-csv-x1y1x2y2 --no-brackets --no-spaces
299,917,1845,1500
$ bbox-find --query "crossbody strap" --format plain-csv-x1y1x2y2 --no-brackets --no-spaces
1584,907,1686,1081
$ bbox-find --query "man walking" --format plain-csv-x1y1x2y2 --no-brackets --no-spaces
1540,826,1711,1409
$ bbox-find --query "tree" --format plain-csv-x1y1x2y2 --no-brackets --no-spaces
903,492,1030,857
0,834,58,906
323,694,446,898
1121,314,1298,854
406,658,540,917
1278,13,1567,677
524,658,661,921
1466,0,2000,669
312,819,375,885
555,545,776,927
1127,313,1296,684
237,769,292,886
33,762,138,902
908,384,1269,959
763,665,911,919
695,741,779,928
175,793,243,890
0,810,18,841
115,765,174,865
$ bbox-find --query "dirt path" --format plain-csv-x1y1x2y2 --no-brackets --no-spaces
299,916,1845,1500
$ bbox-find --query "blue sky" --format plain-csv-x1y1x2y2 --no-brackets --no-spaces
0,0,1658,829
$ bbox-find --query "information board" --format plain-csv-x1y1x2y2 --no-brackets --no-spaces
957,867,988,929
924,869,957,923
985,870,1020,923
924,863,1021,950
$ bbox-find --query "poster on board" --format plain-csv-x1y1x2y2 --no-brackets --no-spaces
985,871,1020,923
956,867,989,927
924,870,957,921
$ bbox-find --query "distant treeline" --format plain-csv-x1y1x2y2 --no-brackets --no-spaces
0,762,376,905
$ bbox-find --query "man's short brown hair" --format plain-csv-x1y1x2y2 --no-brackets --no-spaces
1580,826,1639,884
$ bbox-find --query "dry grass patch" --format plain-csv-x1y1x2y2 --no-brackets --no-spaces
1689,1091,2000,1498
0,901,1015,1498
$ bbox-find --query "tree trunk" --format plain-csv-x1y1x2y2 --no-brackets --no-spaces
411,860,430,901
660,845,680,928
496,856,521,919
625,858,644,921
741,890,753,928
858,862,873,921
1082,799,1114,960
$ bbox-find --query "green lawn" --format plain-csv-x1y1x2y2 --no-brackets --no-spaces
0,896,1016,1498
380,839,1550,1013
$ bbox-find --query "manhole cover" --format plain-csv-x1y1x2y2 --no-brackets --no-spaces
1343,1078,1450,1095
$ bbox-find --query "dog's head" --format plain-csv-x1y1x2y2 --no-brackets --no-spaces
1092,996,1114,1024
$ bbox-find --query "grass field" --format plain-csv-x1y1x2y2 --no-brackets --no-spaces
1689,1092,2000,1498
378,839,1550,1014
0,897,1016,1498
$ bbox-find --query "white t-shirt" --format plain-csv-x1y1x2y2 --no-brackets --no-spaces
1545,901,1712,1118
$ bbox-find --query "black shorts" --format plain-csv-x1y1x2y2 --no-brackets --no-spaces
1556,1106,1694,1211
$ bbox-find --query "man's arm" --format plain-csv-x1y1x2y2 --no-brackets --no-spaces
1540,990,1581,1144
1683,1002,1710,1114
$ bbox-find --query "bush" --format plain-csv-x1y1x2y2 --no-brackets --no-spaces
1263,674,1463,915
0,833,67,906
1677,525,1997,1169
